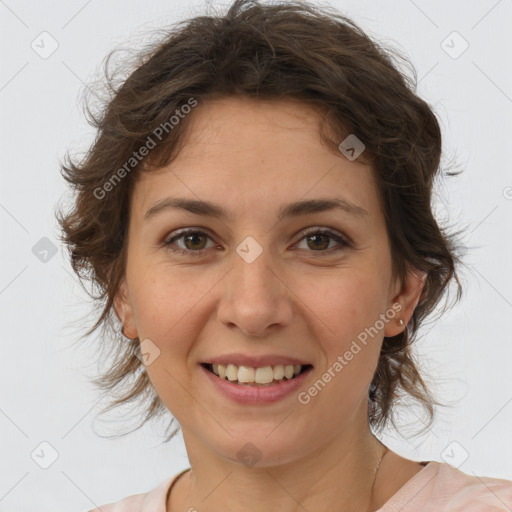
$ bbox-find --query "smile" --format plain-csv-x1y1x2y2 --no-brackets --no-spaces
199,362,314,405
202,362,313,386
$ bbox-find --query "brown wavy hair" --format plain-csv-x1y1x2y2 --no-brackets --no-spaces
56,0,466,442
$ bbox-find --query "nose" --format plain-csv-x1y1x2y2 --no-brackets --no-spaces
216,241,293,338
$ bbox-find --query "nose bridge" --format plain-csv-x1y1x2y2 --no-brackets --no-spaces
217,233,292,336
232,234,279,301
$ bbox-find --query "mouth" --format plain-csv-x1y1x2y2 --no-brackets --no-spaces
200,362,314,387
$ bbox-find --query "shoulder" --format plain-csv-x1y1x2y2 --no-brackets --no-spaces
380,461,512,511
87,475,175,512
435,462,512,510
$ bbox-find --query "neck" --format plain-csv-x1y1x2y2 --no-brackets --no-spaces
169,413,387,512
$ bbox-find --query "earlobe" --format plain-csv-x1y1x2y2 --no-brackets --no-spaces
384,269,427,338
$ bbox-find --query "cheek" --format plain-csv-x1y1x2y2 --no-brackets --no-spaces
130,267,199,334
129,273,201,419
314,270,388,343
128,267,218,392
308,272,386,407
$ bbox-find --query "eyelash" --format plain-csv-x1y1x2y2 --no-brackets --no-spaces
163,228,350,257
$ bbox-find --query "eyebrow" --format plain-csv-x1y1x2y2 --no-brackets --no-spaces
144,196,369,222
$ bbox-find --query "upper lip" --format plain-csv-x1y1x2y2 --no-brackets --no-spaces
202,353,313,368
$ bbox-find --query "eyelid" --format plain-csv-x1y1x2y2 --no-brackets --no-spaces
163,228,217,255
295,227,352,246
163,226,351,256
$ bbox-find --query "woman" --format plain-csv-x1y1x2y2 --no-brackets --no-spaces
57,0,512,510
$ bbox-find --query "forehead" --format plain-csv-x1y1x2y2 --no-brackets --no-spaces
131,96,381,223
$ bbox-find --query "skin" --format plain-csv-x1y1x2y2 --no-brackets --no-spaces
114,96,427,512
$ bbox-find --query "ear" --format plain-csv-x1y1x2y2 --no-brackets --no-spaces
384,266,427,338
113,277,138,340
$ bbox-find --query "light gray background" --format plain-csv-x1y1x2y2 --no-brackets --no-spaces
1,0,511,510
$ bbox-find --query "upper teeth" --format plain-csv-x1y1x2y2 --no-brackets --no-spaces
211,363,303,384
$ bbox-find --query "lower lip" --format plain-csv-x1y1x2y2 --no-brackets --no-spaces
199,364,313,405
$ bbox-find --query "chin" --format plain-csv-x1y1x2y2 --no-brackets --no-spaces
212,430,308,469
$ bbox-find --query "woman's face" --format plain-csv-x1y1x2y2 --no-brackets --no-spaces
115,96,423,467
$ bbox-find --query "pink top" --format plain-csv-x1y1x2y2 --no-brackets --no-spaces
89,462,512,511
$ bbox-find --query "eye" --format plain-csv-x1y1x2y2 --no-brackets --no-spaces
163,229,216,256
293,228,350,255
163,227,351,257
